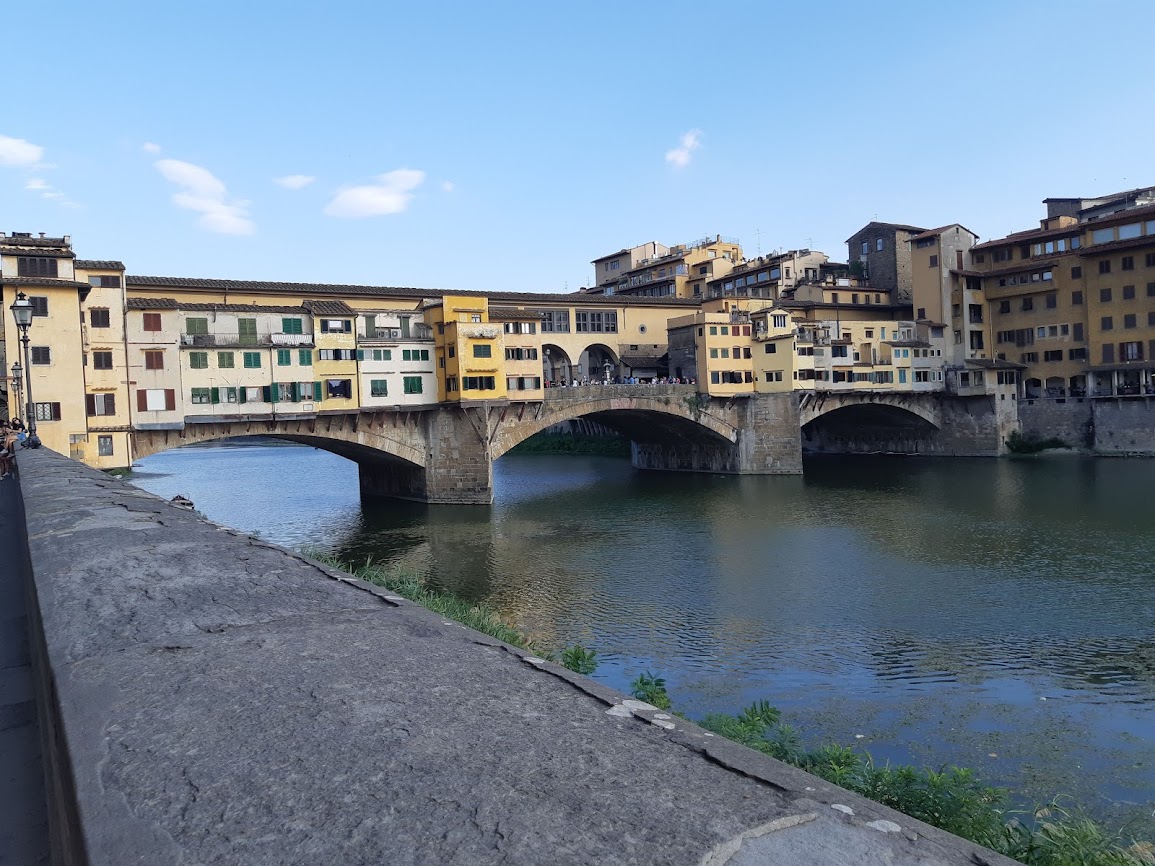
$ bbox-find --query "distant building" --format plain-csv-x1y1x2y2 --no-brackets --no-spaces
845,222,926,302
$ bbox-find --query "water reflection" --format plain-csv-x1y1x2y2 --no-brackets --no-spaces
130,444,1155,825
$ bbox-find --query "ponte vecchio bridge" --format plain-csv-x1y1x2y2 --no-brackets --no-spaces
132,385,1014,504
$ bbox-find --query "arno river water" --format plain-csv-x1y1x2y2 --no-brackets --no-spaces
129,442,1155,828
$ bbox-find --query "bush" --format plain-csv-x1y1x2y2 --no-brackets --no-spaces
630,671,672,710
561,645,599,675
1007,430,1069,454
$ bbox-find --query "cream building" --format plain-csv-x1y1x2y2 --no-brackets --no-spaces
356,309,437,408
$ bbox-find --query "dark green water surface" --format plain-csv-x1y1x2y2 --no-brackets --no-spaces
130,444,1155,827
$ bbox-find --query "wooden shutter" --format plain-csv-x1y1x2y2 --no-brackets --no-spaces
313,382,322,401
106,394,115,415
262,385,272,403
137,390,147,411
164,389,176,411
238,387,247,404
356,349,364,361
86,394,96,416
210,388,220,404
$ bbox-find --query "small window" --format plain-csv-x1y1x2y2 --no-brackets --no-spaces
277,349,292,366
876,238,884,251
1123,285,1136,300
403,376,423,395
299,349,312,366
142,313,162,331
1101,287,1114,303
218,352,235,368
370,379,389,397
1071,266,1082,279
1099,260,1111,274
34,402,62,421
31,346,51,365
1101,316,1114,331
93,351,114,369
97,435,114,457
473,344,492,358
185,317,209,335
1122,256,1135,271
243,352,262,368
282,317,304,335
189,352,208,369
1124,314,1137,329
144,350,164,370
929,255,939,268
89,308,111,328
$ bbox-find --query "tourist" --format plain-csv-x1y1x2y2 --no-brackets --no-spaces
0,423,16,480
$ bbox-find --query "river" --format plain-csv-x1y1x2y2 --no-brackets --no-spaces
128,442,1155,829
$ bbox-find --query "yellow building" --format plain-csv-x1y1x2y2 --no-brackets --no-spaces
599,236,744,299
1,234,104,462
492,307,545,399
427,295,506,403
666,311,754,396
305,299,361,412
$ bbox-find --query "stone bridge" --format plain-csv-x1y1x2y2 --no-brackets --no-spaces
132,385,1015,503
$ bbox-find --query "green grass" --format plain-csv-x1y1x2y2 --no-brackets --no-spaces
1007,431,1071,454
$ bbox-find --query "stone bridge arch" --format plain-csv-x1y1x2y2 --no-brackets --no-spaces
132,411,428,469
799,392,942,429
488,388,741,461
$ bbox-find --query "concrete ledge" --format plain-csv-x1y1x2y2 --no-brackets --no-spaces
17,447,1017,865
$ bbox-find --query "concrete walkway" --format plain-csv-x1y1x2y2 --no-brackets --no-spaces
15,448,1018,865
0,466,50,865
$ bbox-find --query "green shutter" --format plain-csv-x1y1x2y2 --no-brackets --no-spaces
357,349,365,361
313,382,323,401
400,317,411,338
238,387,247,404
299,349,311,366
262,385,273,403
210,387,220,404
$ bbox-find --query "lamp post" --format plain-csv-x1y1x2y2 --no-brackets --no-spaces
10,362,22,425
9,292,41,447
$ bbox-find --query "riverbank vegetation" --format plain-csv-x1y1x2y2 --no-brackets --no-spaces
310,554,1153,866
1006,431,1072,454
509,432,631,457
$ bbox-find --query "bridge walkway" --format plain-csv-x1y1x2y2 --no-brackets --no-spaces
0,465,50,865
12,448,1015,865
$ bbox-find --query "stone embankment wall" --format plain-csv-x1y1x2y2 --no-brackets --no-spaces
14,448,1014,865
1018,397,1155,453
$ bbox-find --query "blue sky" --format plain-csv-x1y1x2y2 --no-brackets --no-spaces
2,0,1152,293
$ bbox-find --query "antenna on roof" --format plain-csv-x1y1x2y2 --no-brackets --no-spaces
754,227,763,256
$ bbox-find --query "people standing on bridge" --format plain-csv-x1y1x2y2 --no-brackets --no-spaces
0,423,17,480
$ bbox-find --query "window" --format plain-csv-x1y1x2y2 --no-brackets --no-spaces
1101,316,1114,331
89,308,111,328
144,350,164,370
243,352,261,368
17,257,58,277
370,379,388,397
1100,287,1113,302
89,275,121,288
1071,266,1082,279
462,376,496,391
320,319,352,333
97,435,114,457
299,349,312,366
326,379,352,398
190,388,212,405
277,349,292,366
470,314,482,323
574,311,618,333
1073,323,1084,341
929,255,939,268
189,351,209,369
1150,312,1155,327
137,389,175,411
218,351,235,368
370,349,390,361
143,313,162,331
34,402,61,421
1123,284,1136,300
1022,298,1034,311
998,300,1011,313
1072,290,1083,305
1149,283,1155,297
1125,314,1137,329
1021,352,1039,363
876,238,884,251
91,350,113,369
31,346,51,365
1099,260,1111,274
1121,341,1144,361
861,241,869,255
282,317,303,334
709,348,718,359
403,376,423,395
1045,294,1057,309
236,318,257,345
185,317,208,335
540,310,570,333
1069,348,1087,361
402,348,431,361
1122,256,1135,271
85,393,116,416
1044,350,1063,362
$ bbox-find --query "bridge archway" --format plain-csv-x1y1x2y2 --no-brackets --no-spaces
542,344,573,385
578,343,619,383
800,400,941,455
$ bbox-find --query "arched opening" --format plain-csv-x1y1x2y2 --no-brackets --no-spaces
578,344,619,384
1045,376,1066,398
542,344,573,386
1069,374,1087,397
802,403,939,455
1024,377,1043,399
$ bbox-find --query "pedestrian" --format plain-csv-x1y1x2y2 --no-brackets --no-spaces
0,423,16,480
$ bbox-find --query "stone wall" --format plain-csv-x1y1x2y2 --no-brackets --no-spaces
1018,398,1093,447
1092,398,1155,454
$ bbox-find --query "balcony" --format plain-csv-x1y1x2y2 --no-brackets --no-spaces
180,333,314,348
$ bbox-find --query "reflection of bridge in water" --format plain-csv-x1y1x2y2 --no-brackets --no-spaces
133,385,1016,503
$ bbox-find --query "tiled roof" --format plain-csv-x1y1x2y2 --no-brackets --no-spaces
844,222,926,242
489,306,543,319
908,224,979,242
75,259,125,270
0,235,70,248
0,276,89,289
971,225,1081,251
620,354,665,367
1075,235,1155,257
0,247,74,258
182,303,308,314
303,299,356,316
126,298,180,308
959,260,1058,278
125,274,700,307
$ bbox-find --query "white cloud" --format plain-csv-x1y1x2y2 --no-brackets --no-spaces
24,178,50,190
142,141,162,154
665,129,703,168
0,134,43,167
275,174,316,189
441,180,455,193
154,158,255,235
324,169,425,218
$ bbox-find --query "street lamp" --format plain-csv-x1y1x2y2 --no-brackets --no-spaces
9,292,41,447
10,362,22,426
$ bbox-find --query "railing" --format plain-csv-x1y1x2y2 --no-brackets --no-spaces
544,383,697,400
180,333,314,348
